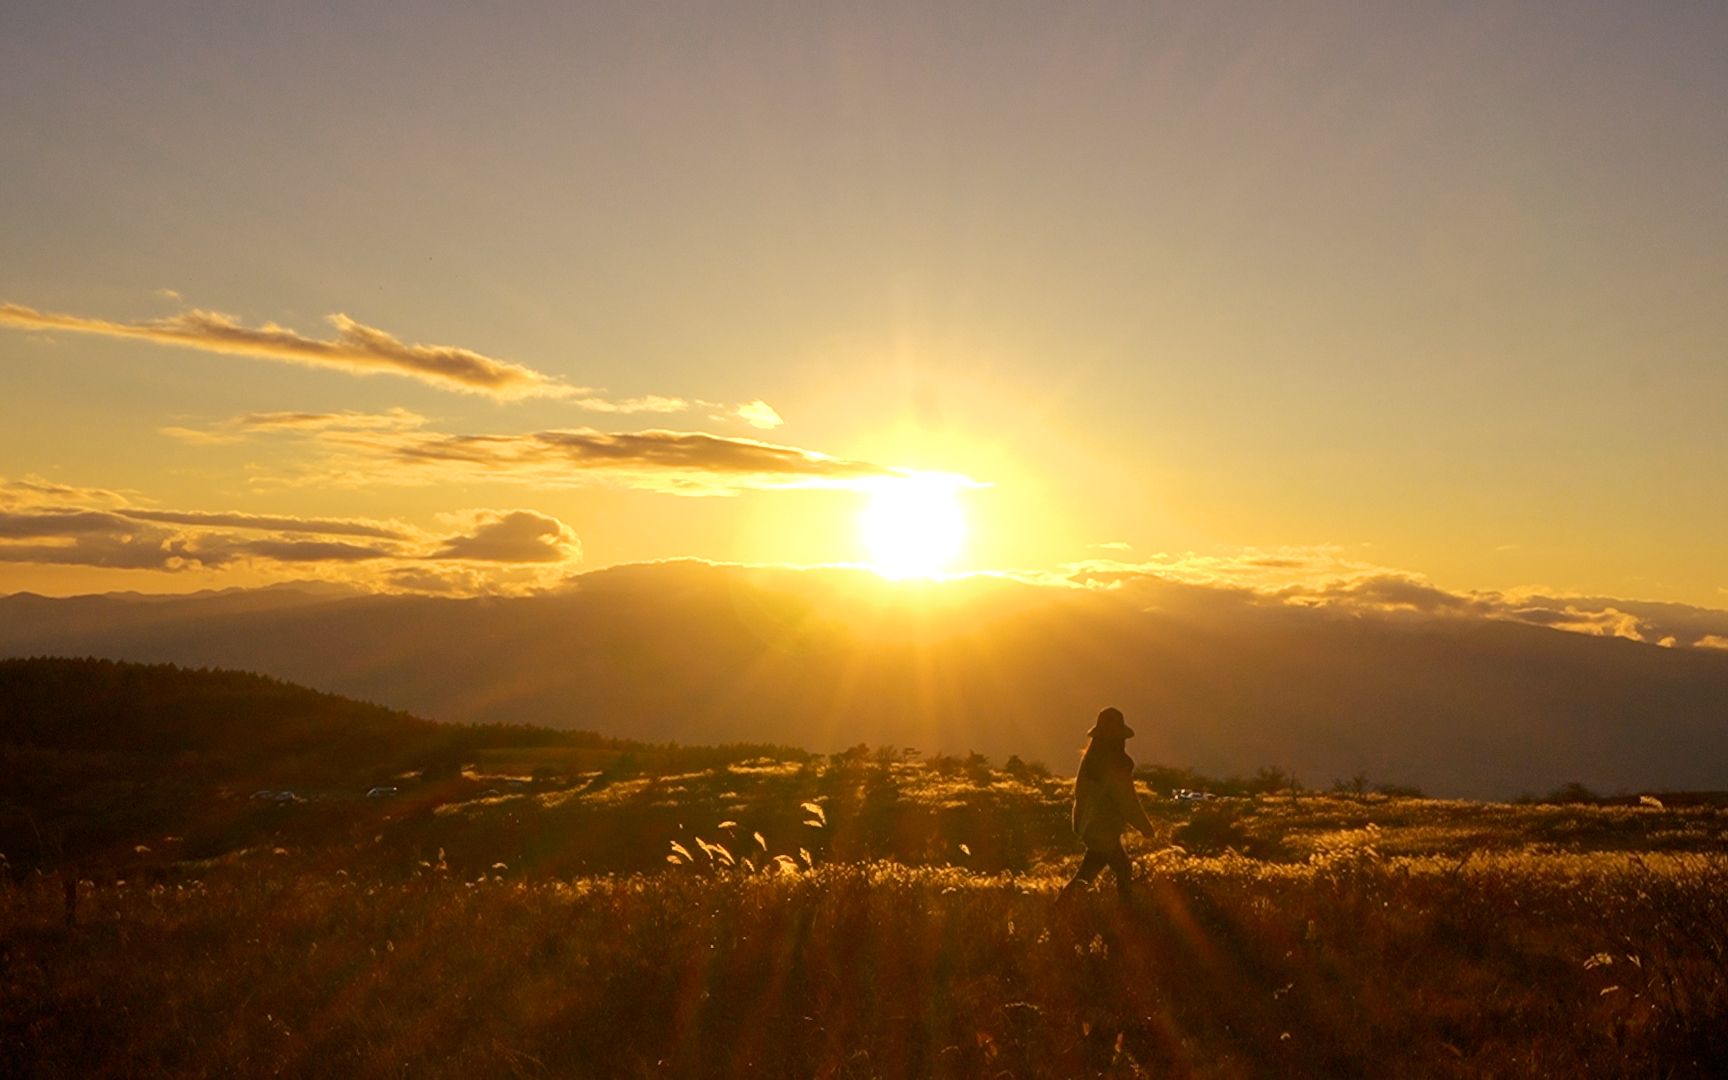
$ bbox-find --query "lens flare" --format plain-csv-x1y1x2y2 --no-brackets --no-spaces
858,474,967,579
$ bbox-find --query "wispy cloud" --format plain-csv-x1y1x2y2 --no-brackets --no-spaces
567,394,690,415
0,303,559,398
231,408,429,432
266,425,914,495
3,300,789,423
161,407,965,497
0,482,410,543
121,508,413,541
0,475,132,510
162,408,430,444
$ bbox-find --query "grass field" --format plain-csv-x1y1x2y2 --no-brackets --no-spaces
5,755,1728,1077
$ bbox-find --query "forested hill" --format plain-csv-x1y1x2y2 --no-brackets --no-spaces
0,657,810,872
0,656,801,780
0,656,432,762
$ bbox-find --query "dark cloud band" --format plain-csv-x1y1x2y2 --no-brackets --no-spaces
3,303,786,423
1,303,555,397
319,426,906,493
0,504,581,579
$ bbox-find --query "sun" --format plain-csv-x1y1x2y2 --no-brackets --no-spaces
858,474,968,579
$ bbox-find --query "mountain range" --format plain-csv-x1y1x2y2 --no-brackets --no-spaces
5,561,1728,798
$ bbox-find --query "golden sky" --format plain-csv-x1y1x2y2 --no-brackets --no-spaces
2,3,1726,612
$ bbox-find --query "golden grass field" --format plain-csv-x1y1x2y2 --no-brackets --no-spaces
5,751,1727,1077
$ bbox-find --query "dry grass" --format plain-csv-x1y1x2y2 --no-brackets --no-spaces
11,663,1725,1073
6,755,1728,1077
4,841,1726,1077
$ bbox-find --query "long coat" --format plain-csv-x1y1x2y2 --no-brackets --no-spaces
1071,756,1154,850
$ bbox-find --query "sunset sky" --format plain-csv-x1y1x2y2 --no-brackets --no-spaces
3,3,1725,612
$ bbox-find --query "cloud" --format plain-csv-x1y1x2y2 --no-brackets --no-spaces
1064,547,1728,650
1284,574,1500,617
567,395,690,415
164,406,808,492
0,509,201,570
0,488,410,544
0,537,191,571
0,303,560,398
161,409,430,445
191,536,400,565
162,411,432,449
1490,594,1728,648
5,301,788,420
1698,635,1728,651
381,565,494,595
121,509,413,541
233,408,429,433
0,509,137,539
432,509,581,563
733,400,785,430
0,499,582,590
1497,603,1644,639
378,561,577,596
1069,546,1390,595
307,426,909,495
0,476,131,509
157,427,244,446
0,507,403,571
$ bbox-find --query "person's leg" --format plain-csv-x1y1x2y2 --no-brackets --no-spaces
1104,838,1133,898
1062,849,1108,896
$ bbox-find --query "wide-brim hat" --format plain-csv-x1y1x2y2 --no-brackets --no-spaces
1087,706,1133,739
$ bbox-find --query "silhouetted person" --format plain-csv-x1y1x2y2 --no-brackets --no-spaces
1060,707,1154,899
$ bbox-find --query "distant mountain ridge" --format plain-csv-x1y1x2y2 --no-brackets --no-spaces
0,655,437,765
4,562,1728,797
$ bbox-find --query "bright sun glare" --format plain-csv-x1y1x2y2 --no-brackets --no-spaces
858,474,968,579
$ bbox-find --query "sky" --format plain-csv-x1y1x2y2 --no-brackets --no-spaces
3,2,1726,613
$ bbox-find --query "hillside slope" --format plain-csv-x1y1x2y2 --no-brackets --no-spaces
0,657,802,870
5,563,1728,796
0,655,431,763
